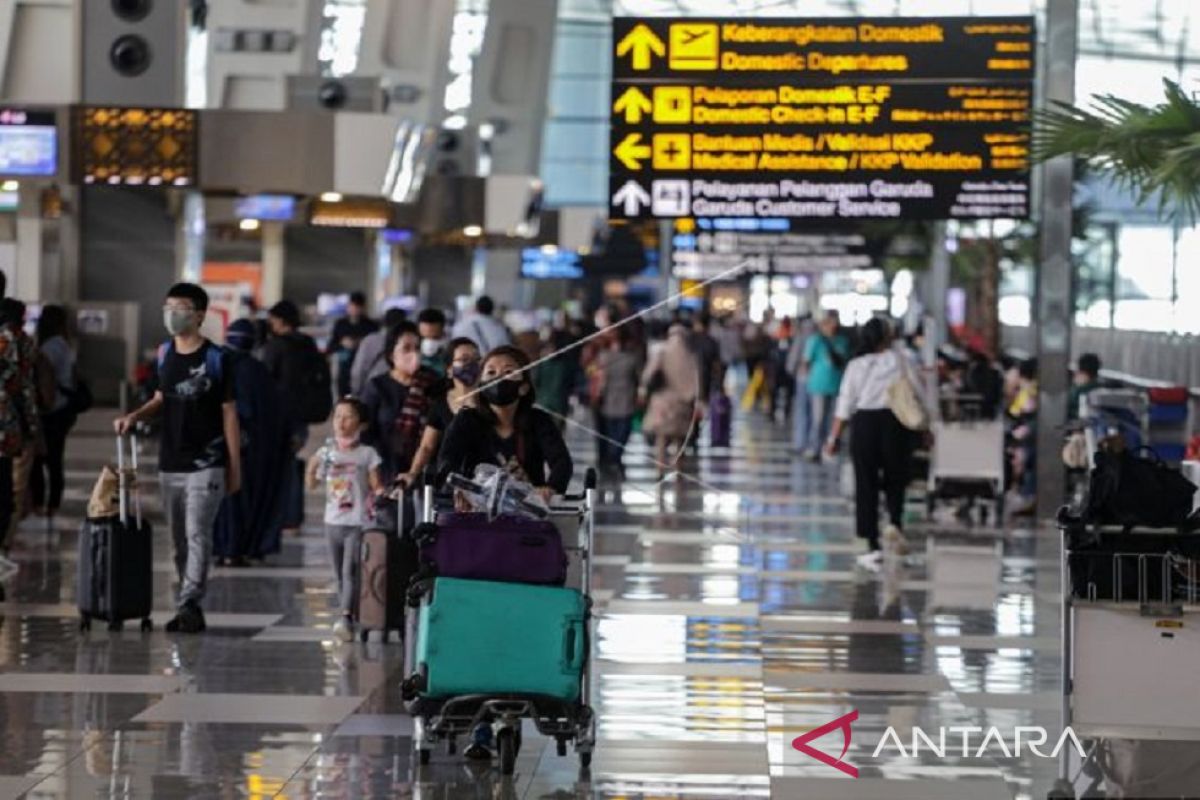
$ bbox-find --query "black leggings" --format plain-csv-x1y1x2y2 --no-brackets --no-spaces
850,409,913,550
31,409,74,512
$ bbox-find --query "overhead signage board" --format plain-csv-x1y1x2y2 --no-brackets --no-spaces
672,230,873,278
609,17,1034,223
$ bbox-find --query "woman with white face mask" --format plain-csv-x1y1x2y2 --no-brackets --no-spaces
395,337,481,489
358,321,440,486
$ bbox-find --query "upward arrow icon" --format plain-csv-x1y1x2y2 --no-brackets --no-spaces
612,180,651,216
613,86,653,124
616,23,665,71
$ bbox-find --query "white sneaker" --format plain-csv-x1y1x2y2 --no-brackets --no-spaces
856,551,883,571
882,524,909,556
333,617,354,643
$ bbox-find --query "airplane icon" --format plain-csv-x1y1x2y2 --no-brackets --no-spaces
668,23,718,70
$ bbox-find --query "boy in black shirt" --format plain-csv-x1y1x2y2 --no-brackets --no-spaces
115,283,241,633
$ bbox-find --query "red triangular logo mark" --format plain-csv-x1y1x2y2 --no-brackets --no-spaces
791,709,859,778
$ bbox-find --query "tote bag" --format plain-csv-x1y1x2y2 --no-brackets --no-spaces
887,350,929,431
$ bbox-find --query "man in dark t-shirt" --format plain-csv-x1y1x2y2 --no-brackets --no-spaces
115,283,240,634
329,292,379,397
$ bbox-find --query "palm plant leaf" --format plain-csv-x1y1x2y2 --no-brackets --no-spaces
1034,79,1200,221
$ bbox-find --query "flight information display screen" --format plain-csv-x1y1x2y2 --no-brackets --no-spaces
0,109,57,176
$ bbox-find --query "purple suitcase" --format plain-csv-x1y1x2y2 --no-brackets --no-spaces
709,392,732,448
415,512,567,586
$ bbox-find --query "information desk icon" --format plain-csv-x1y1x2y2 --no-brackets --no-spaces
651,180,690,217
668,23,719,70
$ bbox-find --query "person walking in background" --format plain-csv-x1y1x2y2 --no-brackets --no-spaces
416,308,449,375
825,318,920,572
0,295,41,569
328,292,378,398
30,305,79,519
351,307,405,396
713,315,744,393
212,319,290,566
740,320,772,414
261,299,328,535
0,300,43,549
359,322,441,487
595,325,642,480
398,337,481,489
114,283,240,632
1068,353,1102,420
452,296,510,354
787,315,815,455
802,311,851,463
641,323,701,476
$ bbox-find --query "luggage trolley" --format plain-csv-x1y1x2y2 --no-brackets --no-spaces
1052,521,1200,799
926,395,1006,524
401,469,598,776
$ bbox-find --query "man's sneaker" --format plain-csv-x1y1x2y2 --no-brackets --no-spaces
882,524,909,556
333,616,354,643
856,551,883,572
165,603,206,634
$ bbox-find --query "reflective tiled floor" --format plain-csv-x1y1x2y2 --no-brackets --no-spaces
0,410,1188,798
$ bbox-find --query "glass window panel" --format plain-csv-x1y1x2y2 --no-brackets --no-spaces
1173,226,1200,334
1115,226,1174,300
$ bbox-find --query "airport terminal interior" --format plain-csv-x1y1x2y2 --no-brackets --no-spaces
4,1,1200,798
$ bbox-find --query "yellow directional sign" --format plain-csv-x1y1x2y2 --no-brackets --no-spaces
668,23,719,70
652,133,690,170
613,132,651,170
613,86,653,124
653,85,692,124
616,23,665,71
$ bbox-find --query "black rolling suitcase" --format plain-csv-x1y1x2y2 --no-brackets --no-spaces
77,434,153,633
356,493,418,642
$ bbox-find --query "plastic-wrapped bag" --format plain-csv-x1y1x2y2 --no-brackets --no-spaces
448,463,549,521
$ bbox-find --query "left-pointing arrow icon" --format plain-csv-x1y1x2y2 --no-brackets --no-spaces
613,86,653,124
614,133,651,171
612,180,652,216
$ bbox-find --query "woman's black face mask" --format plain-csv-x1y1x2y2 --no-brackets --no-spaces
482,378,522,407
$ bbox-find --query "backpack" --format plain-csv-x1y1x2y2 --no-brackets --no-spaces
1084,445,1198,531
293,337,333,424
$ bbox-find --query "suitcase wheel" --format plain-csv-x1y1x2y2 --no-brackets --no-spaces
107,620,124,632
497,728,517,775
140,618,153,633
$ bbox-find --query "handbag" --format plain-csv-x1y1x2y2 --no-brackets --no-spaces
887,350,929,431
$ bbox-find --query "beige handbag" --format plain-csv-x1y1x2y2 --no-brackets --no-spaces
887,350,929,431
86,465,122,519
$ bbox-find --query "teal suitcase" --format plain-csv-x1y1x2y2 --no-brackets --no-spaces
412,577,587,702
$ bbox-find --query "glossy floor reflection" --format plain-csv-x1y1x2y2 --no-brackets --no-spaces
0,410,1180,798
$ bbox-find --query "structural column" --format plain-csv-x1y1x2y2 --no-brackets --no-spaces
260,222,285,307
1034,0,1078,518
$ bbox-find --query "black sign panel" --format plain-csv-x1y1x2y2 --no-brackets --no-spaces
609,16,1035,222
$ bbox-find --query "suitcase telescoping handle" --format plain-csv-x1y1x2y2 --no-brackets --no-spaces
116,433,141,527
